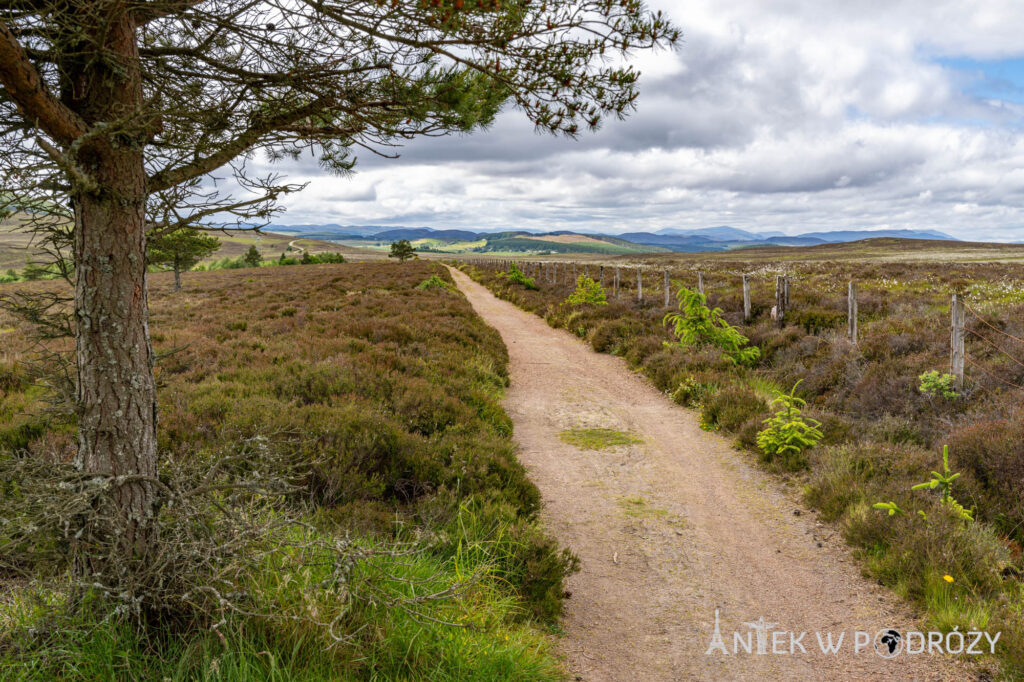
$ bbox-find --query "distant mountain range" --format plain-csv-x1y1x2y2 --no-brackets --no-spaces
267,223,958,255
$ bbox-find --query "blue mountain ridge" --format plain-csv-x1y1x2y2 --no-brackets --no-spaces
266,224,960,253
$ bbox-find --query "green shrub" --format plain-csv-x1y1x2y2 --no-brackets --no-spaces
663,286,760,366
918,370,959,399
314,252,347,264
416,274,455,291
565,274,607,306
501,263,537,290
756,382,823,470
907,445,973,522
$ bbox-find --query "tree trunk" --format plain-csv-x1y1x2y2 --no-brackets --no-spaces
173,262,182,291
73,156,158,565
66,13,158,569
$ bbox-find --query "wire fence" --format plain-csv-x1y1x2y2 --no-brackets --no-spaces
469,257,1024,396
962,302,1024,393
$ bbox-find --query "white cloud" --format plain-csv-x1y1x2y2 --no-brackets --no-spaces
256,0,1024,241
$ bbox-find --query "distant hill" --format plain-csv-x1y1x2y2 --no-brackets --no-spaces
763,236,829,246
374,228,481,242
616,232,728,252
265,223,962,255
638,237,1024,264
654,226,763,241
798,229,956,242
269,224,377,237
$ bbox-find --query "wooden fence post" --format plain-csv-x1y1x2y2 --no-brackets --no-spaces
600,265,605,288
697,271,705,296
664,269,671,308
742,274,751,322
614,266,620,298
637,267,643,302
951,294,965,389
848,281,858,344
775,275,786,328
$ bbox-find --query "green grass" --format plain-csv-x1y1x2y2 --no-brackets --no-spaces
617,496,668,520
557,428,641,450
0,511,565,681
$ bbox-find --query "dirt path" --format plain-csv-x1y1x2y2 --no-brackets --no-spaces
447,267,973,682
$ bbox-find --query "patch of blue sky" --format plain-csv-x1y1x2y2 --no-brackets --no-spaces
936,56,1024,104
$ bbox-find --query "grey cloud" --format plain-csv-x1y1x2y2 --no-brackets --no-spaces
319,183,378,202
253,0,1024,241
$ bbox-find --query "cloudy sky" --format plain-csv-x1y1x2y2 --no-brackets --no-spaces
255,0,1024,240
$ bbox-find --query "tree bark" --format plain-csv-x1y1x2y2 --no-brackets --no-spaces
66,11,159,567
73,158,159,564
173,261,182,291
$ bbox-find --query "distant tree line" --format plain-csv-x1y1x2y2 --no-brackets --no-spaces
0,234,347,288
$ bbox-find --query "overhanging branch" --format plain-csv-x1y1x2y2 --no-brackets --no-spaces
0,19,86,144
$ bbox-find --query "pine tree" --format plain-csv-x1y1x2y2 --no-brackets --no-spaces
389,240,416,263
243,244,263,268
148,228,221,291
0,0,677,581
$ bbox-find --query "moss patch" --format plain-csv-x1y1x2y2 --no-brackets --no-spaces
618,496,667,519
558,427,641,450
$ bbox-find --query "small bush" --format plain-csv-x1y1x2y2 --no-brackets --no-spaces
664,286,760,366
416,274,455,292
501,263,537,290
756,382,823,470
565,275,607,306
919,370,959,399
